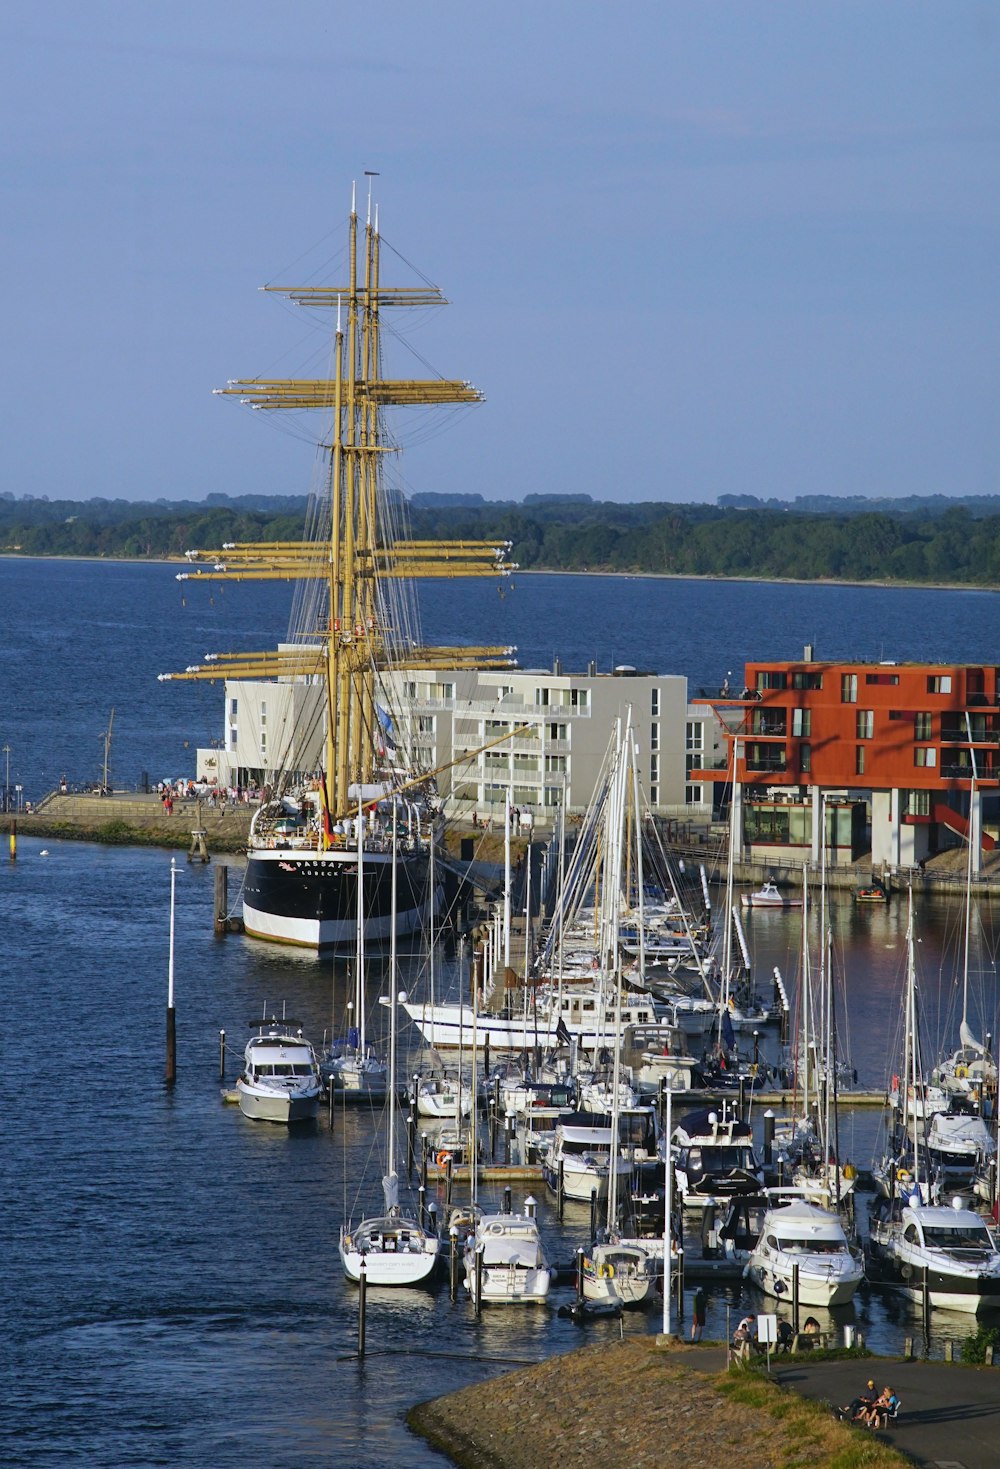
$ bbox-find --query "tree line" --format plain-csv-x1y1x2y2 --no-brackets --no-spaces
2,492,1000,586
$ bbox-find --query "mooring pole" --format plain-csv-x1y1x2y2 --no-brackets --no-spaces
165,858,177,1085
218,1028,226,1080
357,1257,367,1357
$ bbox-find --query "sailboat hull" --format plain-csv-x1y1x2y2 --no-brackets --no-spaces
243,845,433,949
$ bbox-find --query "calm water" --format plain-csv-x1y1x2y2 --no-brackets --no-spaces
5,559,1000,1465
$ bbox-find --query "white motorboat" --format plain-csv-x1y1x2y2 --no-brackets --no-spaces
413,1071,474,1120
541,1115,632,1202
322,1048,388,1102
740,880,801,910
464,1207,551,1304
866,1198,1000,1313
745,1200,863,1308
236,1019,322,1124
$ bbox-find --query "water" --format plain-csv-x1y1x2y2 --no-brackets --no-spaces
5,559,1000,1464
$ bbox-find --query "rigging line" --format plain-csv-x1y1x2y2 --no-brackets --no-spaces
262,220,350,289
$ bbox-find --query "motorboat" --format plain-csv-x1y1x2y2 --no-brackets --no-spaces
413,1071,474,1120
854,880,889,904
541,1114,632,1202
321,1046,388,1103
745,1200,863,1308
866,1198,1000,1313
464,1207,551,1304
740,880,801,910
236,1019,322,1124
671,1106,764,1208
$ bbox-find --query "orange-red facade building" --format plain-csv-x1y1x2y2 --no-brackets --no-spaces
690,653,998,870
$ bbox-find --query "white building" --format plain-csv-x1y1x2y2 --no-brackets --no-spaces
195,662,719,825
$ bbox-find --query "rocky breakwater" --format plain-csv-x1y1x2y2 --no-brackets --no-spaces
408,1337,908,1469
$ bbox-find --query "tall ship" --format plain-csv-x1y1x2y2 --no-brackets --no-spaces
162,182,514,948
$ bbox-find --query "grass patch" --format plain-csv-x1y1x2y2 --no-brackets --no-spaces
714,1369,910,1469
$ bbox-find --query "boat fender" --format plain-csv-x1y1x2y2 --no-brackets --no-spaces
900,1264,913,1280
436,1150,451,1168
956,1065,969,1079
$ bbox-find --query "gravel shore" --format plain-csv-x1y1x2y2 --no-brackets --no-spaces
408,1338,841,1469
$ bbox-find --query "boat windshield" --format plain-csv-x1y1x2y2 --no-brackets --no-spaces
688,1146,754,1171
773,1236,847,1254
923,1224,994,1251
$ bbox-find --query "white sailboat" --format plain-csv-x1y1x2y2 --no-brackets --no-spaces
339,808,439,1285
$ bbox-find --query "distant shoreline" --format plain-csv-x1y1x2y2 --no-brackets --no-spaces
2,552,998,597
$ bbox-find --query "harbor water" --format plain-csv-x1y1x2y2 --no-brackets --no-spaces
5,558,1000,1465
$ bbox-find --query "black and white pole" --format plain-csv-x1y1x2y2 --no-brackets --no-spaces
165,858,177,1085
662,1079,673,1336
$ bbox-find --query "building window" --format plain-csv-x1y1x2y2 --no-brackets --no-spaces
685,784,704,805
439,683,455,701
841,674,858,704
685,721,704,753
650,752,659,785
229,728,237,749
534,687,550,707
569,688,589,710
856,745,866,775
907,789,931,816
417,715,435,734
404,681,417,698
547,721,568,741
650,785,659,805
866,672,899,685
856,710,874,739
914,747,937,767
756,670,788,690
927,675,952,694
651,688,660,716
800,743,811,773
260,701,267,726
650,723,659,751
260,732,267,754
230,698,238,720
914,712,932,739
792,708,811,737
791,671,823,690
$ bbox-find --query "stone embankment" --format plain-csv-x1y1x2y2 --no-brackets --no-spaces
9,791,253,853
408,1338,907,1469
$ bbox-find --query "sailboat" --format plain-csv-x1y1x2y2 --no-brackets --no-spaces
160,181,514,949
867,890,1000,1313
339,807,439,1285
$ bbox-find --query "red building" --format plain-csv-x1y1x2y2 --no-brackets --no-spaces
691,650,998,871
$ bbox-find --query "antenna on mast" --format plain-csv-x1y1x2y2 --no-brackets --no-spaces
364,170,380,227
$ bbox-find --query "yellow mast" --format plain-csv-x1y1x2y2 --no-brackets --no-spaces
163,184,515,824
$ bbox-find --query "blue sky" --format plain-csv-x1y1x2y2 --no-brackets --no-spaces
3,3,997,506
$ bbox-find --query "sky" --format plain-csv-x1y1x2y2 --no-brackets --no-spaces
3,3,998,507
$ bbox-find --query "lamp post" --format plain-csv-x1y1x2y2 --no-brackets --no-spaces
2,743,9,811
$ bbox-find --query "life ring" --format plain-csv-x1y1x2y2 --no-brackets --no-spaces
896,1168,911,1183
598,1262,615,1279
436,1149,451,1168
956,1065,969,1080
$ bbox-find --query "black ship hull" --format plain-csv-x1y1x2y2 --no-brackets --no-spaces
243,844,432,949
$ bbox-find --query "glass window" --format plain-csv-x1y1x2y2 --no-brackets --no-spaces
856,745,866,775
915,747,937,768
791,671,823,690
230,698,238,720
841,673,858,704
685,784,703,805
685,720,704,752
856,710,874,739
800,743,811,773
651,688,660,716
915,712,932,739
535,687,550,706
650,723,659,751
792,709,811,737
756,670,788,690
570,688,589,709
650,752,659,783
866,672,899,685
927,675,952,694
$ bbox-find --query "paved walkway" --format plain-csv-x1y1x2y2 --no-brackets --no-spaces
684,1346,999,1469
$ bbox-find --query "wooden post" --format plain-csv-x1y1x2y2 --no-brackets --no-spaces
213,864,228,935
165,859,177,1085
357,1257,367,1357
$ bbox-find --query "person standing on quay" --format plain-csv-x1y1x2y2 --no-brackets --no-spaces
691,1286,706,1342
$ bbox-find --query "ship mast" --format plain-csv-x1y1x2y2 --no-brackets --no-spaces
161,184,516,823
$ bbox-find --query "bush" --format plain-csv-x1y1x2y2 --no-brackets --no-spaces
960,1324,1000,1364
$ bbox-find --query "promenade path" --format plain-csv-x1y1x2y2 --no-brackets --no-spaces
687,1345,998,1469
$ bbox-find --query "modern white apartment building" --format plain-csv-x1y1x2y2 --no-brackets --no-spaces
195,661,718,824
